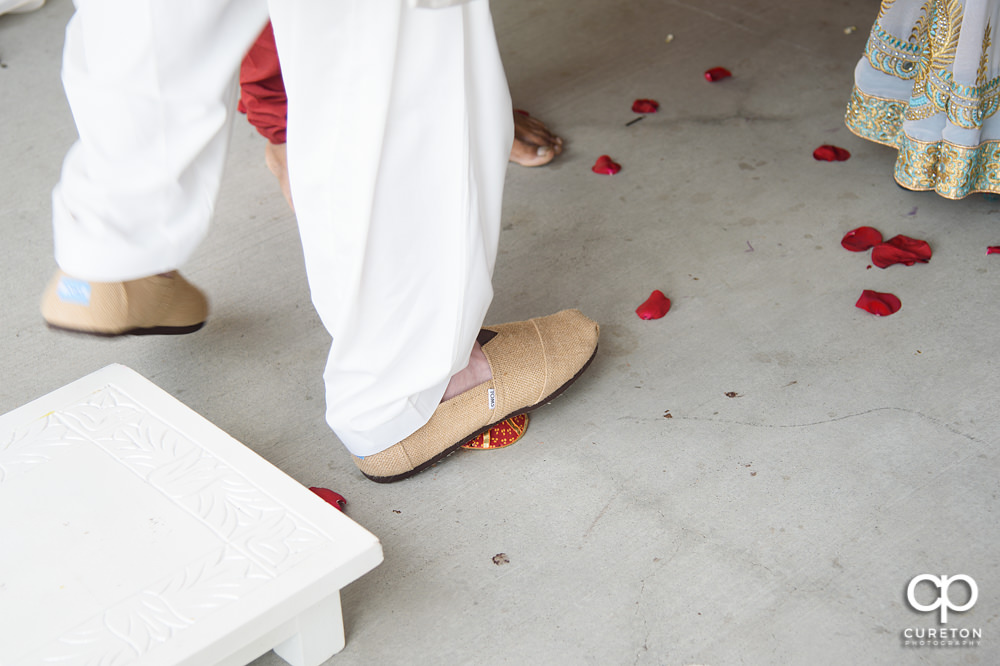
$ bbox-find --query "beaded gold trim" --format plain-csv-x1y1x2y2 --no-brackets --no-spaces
846,85,1000,199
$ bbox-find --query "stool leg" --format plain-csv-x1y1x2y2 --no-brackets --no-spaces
273,591,346,666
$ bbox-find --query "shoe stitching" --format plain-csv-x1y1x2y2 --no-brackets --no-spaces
531,317,547,404
147,274,176,329
399,441,417,471
481,339,503,417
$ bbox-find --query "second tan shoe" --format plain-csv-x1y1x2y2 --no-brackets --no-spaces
355,309,599,483
41,270,208,336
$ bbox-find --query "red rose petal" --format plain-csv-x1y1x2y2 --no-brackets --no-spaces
592,155,622,175
987,246,1000,255
813,145,851,161
871,234,931,268
885,234,932,260
309,487,346,511
636,290,671,320
704,67,732,82
841,226,883,252
856,290,901,316
632,98,660,113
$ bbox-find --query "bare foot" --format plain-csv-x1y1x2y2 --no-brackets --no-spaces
510,111,563,167
441,342,492,402
264,141,294,211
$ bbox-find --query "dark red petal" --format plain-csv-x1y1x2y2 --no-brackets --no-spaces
309,487,346,511
871,245,911,268
513,109,530,117
987,246,1000,255
886,234,931,260
813,146,835,161
631,98,660,113
872,234,932,268
592,155,622,175
841,226,883,252
856,290,901,316
704,67,732,82
636,290,671,320
813,145,851,161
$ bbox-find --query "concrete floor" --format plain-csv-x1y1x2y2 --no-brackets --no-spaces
2,0,998,664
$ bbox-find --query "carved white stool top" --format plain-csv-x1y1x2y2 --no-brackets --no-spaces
0,364,382,666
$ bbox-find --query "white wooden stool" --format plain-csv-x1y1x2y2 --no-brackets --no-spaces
0,364,382,666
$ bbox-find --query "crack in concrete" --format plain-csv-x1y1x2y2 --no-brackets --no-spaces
641,406,988,445
583,490,621,539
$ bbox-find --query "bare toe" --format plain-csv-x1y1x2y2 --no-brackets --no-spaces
510,140,557,167
510,110,563,167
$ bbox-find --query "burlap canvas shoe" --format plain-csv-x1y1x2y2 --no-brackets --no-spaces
41,270,208,336
355,309,599,482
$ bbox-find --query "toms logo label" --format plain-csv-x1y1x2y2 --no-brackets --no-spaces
57,277,91,306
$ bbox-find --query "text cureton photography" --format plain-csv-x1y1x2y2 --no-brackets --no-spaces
902,574,982,648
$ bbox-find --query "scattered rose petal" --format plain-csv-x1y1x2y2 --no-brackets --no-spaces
636,290,671,320
872,234,931,268
988,246,1000,255
665,34,675,43
632,99,660,114
856,290,901,316
844,25,857,34
704,67,732,82
907,206,918,216
592,155,622,175
513,109,530,117
813,145,851,161
841,226,883,252
309,487,346,511
885,234,932,260
493,553,510,566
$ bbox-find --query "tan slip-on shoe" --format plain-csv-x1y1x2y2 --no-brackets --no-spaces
354,309,599,483
41,270,208,336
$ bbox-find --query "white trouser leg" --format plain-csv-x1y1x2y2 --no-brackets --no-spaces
52,0,269,281
269,0,512,456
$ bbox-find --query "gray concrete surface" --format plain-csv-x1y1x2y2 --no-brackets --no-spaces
2,1,997,664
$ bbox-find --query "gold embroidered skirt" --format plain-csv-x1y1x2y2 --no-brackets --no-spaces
846,0,1000,199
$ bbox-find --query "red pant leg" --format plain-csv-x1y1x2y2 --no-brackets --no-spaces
238,22,288,144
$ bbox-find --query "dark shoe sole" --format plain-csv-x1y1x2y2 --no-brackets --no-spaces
362,343,599,484
46,321,206,337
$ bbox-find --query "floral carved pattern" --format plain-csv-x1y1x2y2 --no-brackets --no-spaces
4,383,330,665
